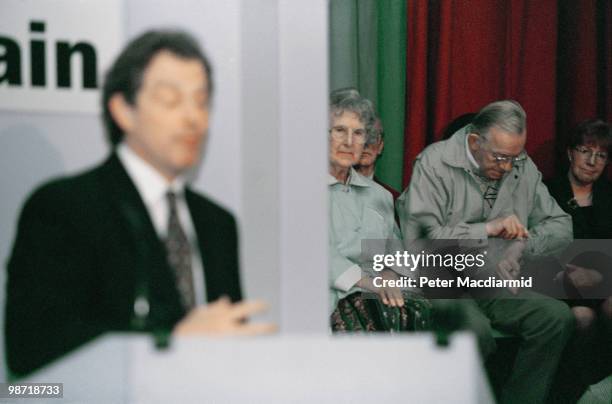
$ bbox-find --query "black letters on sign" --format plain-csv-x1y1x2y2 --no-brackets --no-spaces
0,37,22,85
0,20,98,89
30,21,46,87
57,42,98,89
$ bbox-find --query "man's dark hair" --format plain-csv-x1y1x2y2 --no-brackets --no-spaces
102,29,213,146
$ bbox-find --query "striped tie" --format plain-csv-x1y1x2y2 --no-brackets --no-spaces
164,191,196,310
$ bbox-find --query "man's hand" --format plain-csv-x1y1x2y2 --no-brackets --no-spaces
173,297,277,336
565,264,603,290
496,241,526,294
486,215,529,240
357,269,405,307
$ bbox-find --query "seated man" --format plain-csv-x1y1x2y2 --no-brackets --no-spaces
5,30,273,378
397,100,575,404
355,117,400,201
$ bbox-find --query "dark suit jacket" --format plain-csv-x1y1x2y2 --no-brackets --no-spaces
5,154,242,377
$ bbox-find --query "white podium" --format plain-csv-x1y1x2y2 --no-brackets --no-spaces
24,332,494,403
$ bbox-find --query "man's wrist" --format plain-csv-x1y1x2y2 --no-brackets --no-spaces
485,221,496,236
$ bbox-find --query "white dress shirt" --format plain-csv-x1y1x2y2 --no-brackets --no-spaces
117,143,206,305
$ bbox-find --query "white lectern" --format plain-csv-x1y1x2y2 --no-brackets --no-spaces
24,332,493,403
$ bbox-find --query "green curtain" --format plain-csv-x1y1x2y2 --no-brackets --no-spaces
329,0,406,192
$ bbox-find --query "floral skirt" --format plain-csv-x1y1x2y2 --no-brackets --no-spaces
330,291,433,332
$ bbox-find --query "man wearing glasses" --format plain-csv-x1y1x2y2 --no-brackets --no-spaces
397,100,574,404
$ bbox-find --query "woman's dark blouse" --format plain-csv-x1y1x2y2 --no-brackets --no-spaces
545,175,612,304
545,175,612,239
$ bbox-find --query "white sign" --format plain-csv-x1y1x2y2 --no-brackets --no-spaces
0,0,122,113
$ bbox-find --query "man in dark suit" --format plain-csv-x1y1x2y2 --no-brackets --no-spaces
5,30,273,378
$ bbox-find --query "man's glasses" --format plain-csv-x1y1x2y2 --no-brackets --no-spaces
329,125,367,144
477,135,527,166
573,146,608,164
490,151,527,165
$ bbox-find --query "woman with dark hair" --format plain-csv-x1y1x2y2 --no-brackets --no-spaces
548,119,612,239
545,119,612,402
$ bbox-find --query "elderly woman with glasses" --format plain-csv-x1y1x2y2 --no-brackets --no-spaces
327,89,429,332
545,119,612,401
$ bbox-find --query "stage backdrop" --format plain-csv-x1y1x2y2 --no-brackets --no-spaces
330,0,612,192
0,0,122,113
403,0,612,186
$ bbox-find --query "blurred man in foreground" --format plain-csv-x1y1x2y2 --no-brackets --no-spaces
5,30,274,378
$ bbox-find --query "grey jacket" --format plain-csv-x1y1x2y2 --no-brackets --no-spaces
329,168,398,311
397,127,572,256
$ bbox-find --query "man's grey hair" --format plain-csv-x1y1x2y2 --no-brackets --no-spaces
469,100,526,138
329,87,377,143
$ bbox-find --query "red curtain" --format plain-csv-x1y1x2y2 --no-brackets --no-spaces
403,0,612,187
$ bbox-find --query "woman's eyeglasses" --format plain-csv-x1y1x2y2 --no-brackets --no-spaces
329,125,367,144
573,146,608,164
